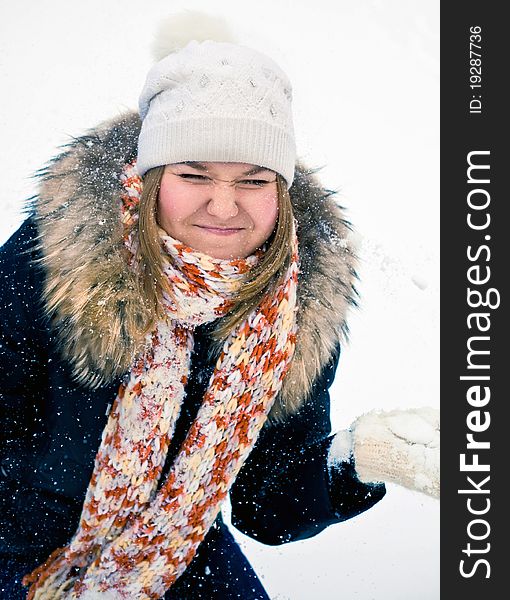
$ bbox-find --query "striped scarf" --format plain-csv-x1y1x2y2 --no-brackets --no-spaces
24,162,299,599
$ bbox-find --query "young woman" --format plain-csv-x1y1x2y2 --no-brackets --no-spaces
0,15,439,600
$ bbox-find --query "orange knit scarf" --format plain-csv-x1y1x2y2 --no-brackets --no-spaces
24,163,299,599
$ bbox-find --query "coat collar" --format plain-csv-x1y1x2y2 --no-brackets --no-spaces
31,112,358,422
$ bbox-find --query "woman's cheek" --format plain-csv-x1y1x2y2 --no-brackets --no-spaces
157,191,188,225
258,198,279,232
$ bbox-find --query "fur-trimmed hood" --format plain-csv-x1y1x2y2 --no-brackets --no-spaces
30,112,358,422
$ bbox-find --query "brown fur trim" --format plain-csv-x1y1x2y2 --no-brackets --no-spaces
29,112,359,422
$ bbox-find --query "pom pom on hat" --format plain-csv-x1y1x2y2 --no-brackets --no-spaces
151,11,238,61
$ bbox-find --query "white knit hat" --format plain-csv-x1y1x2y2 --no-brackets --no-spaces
137,15,296,188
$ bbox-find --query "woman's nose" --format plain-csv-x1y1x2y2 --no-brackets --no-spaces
206,186,239,218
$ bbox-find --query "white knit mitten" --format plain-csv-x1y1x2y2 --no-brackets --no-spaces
350,407,440,498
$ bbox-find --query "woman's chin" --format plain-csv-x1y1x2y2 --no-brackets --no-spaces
176,234,252,260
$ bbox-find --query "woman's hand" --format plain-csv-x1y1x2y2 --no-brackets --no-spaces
350,407,440,498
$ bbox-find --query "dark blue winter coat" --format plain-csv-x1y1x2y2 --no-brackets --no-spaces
0,113,385,599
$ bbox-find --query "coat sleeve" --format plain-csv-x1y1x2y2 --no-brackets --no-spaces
229,347,386,545
0,218,49,447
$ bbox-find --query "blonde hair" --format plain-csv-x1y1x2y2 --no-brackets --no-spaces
134,166,295,343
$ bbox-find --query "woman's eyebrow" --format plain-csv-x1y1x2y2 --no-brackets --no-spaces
242,166,272,176
180,162,272,176
180,161,209,171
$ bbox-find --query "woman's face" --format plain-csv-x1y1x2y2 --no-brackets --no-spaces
157,162,279,259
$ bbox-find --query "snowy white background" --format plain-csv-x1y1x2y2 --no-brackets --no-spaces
0,1,439,598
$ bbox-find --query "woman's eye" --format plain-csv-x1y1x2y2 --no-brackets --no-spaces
241,179,271,186
178,173,209,181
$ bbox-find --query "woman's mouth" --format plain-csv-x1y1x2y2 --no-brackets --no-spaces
195,225,244,236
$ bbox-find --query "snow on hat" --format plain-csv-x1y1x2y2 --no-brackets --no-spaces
137,12,296,188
